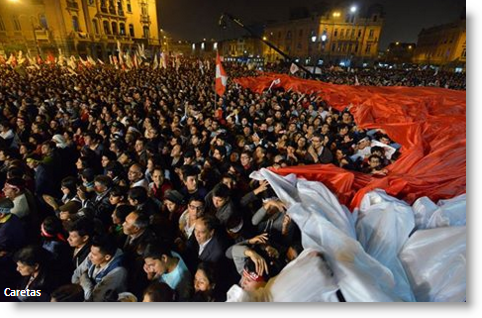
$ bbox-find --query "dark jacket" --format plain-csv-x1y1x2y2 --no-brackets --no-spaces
0,214,26,255
17,269,60,302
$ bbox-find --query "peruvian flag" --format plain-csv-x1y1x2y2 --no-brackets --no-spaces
215,52,227,97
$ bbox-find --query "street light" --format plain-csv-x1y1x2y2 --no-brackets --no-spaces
350,6,357,13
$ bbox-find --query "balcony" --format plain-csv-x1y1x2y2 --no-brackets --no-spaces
66,0,79,10
34,29,50,41
140,15,150,24
69,31,90,41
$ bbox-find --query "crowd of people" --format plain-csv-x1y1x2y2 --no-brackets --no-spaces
265,62,466,90
0,57,465,302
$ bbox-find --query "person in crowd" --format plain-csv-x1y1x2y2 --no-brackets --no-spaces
50,284,85,302
142,242,192,301
14,245,60,301
66,217,95,270
191,261,224,302
72,235,127,301
142,282,177,302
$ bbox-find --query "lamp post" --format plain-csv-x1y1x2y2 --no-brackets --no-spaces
347,5,357,67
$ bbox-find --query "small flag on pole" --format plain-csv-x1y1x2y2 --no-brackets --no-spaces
215,52,228,97
268,78,281,92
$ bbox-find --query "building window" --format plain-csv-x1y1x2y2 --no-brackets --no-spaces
340,29,345,38
13,15,21,31
0,15,5,31
461,48,466,58
141,2,148,16
373,15,378,22
39,14,48,29
297,42,302,50
358,29,362,38
119,23,125,35
286,31,292,40
72,16,80,32
111,22,117,35
369,29,374,39
365,43,372,54
129,24,134,37
331,43,336,52
143,26,149,38
117,0,123,15
93,19,99,34
127,0,132,12
298,29,303,37
334,29,338,37
103,20,110,34
351,29,355,38
88,0,94,5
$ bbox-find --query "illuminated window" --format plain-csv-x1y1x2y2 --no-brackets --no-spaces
119,23,125,35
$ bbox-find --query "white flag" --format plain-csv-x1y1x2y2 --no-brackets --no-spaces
268,78,281,92
290,63,299,74
152,54,159,70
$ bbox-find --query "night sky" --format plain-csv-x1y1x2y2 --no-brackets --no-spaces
157,0,465,49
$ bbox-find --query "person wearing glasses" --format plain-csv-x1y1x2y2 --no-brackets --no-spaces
305,132,333,164
178,196,205,242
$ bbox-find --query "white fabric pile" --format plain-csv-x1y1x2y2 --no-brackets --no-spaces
227,169,466,302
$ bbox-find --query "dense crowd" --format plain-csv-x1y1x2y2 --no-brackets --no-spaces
0,58,465,302
265,62,466,90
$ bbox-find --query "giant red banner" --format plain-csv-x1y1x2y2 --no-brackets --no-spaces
235,74,466,210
